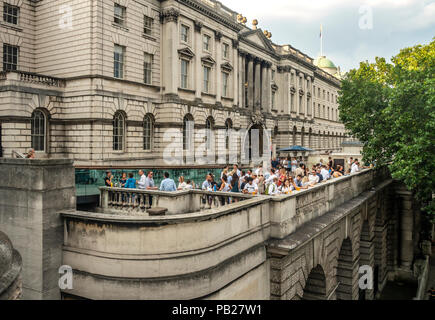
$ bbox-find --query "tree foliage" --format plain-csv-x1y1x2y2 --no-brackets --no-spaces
338,39,435,218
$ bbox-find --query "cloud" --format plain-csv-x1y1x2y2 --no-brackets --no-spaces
219,0,435,72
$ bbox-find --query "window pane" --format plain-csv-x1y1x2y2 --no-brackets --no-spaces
144,53,153,84
113,112,125,151
144,16,153,35
114,4,125,25
3,4,19,25
181,60,188,88
114,45,124,78
31,111,46,151
3,44,18,71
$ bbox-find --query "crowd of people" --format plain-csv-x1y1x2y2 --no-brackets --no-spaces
103,157,363,198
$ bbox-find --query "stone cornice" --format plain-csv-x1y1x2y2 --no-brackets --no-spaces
176,0,243,33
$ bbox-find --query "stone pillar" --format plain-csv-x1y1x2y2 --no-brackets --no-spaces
215,31,222,104
306,77,312,117
299,73,305,116
254,59,261,110
267,64,272,112
247,55,254,109
232,40,239,107
396,187,414,269
194,21,203,101
238,52,245,108
161,8,180,97
0,159,76,299
261,62,268,111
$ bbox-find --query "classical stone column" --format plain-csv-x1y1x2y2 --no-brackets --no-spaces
306,76,312,117
238,52,245,108
299,72,305,116
232,39,239,107
254,58,261,110
194,20,203,101
215,31,223,104
261,62,268,111
161,8,180,97
267,64,272,112
247,55,254,109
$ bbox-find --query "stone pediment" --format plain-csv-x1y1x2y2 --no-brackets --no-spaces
201,55,216,66
178,47,195,59
221,62,233,72
240,29,275,54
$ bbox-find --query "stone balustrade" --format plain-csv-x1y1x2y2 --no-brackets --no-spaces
99,187,253,215
0,70,65,87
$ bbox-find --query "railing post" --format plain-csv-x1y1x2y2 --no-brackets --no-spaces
101,188,109,209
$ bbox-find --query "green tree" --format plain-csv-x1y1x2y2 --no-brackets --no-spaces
338,39,435,219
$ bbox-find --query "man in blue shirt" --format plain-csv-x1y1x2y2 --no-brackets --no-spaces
159,172,177,191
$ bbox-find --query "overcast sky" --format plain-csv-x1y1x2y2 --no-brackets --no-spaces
220,0,435,72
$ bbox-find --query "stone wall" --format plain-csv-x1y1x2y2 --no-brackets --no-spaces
0,159,76,299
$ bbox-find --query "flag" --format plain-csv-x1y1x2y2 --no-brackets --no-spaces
319,24,322,38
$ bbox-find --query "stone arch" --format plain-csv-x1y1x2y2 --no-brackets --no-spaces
336,238,359,300
302,264,327,300
301,127,305,146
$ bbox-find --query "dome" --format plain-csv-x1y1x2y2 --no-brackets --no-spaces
314,56,338,75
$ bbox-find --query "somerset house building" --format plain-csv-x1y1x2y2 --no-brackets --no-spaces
0,0,346,167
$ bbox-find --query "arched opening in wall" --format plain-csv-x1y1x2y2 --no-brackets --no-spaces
302,264,327,300
31,109,48,152
308,128,312,149
301,127,305,146
336,238,358,300
318,130,321,149
323,131,326,149
113,111,126,151
183,114,194,163
359,220,374,300
143,113,154,151
225,119,232,163
247,124,264,161
205,116,214,152
292,126,297,146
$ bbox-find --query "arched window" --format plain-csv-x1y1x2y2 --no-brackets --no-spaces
205,116,214,151
31,110,46,152
183,114,194,151
301,127,305,146
143,114,154,151
292,126,297,145
225,119,232,151
308,128,312,149
113,111,125,151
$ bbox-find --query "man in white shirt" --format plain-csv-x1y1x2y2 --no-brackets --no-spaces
308,170,320,185
254,164,264,177
351,160,360,174
320,165,330,181
265,168,277,186
137,170,147,189
266,177,279,195
243,177,258,194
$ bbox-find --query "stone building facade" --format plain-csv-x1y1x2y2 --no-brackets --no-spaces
0,0,345,167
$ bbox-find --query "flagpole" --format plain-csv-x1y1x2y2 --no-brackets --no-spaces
320,24,323,56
